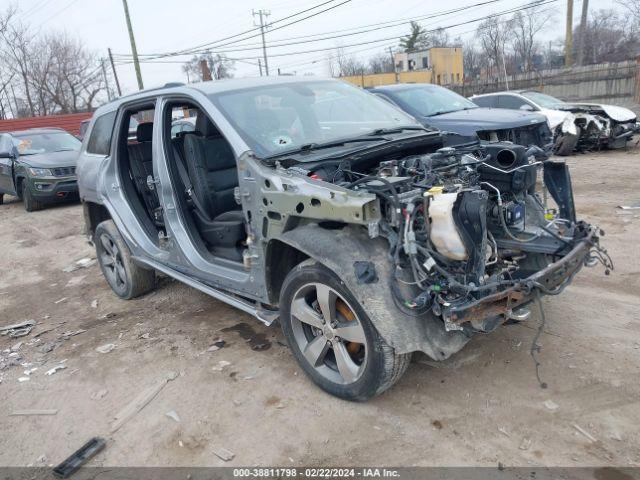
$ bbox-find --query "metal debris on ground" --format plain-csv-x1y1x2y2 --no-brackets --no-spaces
165,410,181,422
573,424,597,443
206,340,226,352
497,426,510,437
10,409,58,416
212,447,235,462
0,320,36,338
62,258,97,273
617,202,640,210
543,399,559,411
54,298,67,304
518,437,532,450
45,365,67,376
18,377,30,382
110,371,178,433
90,300,98,309
212,360,231,371
52,437,106,478
24,367,38,376
96,343,116,354
61,330,86,339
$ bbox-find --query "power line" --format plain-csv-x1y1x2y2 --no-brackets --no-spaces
276,1,562,70
116,0,504,57
35,0,82,29
126,0,347,62
120,0,559,63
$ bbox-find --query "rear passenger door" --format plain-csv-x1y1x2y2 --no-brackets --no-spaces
471,96,497,108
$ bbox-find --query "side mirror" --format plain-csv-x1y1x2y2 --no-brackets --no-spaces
519,104,534,111
0,151,15,159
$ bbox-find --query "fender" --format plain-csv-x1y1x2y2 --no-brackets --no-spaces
272,223,470,359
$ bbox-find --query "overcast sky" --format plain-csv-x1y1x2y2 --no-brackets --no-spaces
2,0,617,94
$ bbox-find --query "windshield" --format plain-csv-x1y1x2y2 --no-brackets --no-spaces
386,85,478,117
521,91,566,109
209,80,418,157
13,132,81,156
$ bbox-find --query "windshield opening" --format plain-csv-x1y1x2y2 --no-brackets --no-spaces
388,85,478,117
13,131,81,156
521,91,566,109
209,81,418,157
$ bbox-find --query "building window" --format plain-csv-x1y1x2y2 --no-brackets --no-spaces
422,57,428,69
397,61,404,71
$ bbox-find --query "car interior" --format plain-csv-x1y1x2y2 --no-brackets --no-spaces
163,102,246,263
116,106,164,244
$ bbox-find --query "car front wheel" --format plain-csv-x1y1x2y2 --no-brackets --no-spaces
280,261,411,401
22,181,44,212
94,220,156,299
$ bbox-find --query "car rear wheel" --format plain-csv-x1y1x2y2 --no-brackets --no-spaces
94,220,156,299
280,261,411,401
22,182,44,212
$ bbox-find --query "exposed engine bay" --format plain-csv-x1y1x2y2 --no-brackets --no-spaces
292,141,613,334
559,104,640,152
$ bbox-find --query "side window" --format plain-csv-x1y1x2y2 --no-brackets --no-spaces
472,96,496,108
86,111,116,155
497,95,530,110
170,106,198,139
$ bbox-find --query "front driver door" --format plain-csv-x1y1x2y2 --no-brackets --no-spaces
0,135,17,195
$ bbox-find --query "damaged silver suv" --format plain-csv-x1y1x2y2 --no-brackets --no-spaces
77,77,611,400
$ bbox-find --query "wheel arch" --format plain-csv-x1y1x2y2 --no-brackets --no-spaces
270,224,471,359
82,201,112,242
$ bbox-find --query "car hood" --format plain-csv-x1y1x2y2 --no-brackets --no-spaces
19,150,79,168
418,108,548,135
559,103,637,122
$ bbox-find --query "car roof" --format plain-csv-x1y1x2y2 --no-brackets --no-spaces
371,83,440,92
6,128,68,137
92,76,341,117
473,90,530,97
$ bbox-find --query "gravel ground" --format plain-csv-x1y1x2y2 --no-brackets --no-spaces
0,148,639,468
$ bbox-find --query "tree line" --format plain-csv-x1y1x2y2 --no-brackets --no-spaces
327,2,640,81
0,6,105,119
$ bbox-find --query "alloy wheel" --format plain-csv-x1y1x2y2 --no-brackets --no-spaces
98,233,127,290
289,282,367,385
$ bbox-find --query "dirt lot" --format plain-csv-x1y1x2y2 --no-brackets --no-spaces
0,148,639,468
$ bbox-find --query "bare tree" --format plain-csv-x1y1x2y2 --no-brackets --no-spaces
183,53,235,82
476,17,511,80
462,40,483,79
574,9,639,64
29,33,104,114
0,19,36,116
615,0,640,26
367,52,394,74
509,5,555,71
328,48,365,77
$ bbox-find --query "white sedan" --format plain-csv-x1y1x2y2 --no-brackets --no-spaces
470,90,639,156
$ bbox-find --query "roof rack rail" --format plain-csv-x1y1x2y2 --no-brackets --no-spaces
164,82,185,88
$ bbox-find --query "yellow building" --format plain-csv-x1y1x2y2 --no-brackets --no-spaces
341,47,463,88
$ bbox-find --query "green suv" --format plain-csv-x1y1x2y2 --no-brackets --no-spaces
0,128,81,211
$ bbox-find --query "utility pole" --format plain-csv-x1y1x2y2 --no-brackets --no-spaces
101,59,112,102
108,48,122,97
253,9,270,76
576,0,589,66
564,0,574,67
200,59,213,81
388,46,398,83
258,58,263,76
121,0,144,90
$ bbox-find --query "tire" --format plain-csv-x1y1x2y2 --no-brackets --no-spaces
279,261,411,401
94,220,156,299
22,181,44,212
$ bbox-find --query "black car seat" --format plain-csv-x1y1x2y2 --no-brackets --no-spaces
181,116,245,261
128,123,163,226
